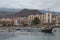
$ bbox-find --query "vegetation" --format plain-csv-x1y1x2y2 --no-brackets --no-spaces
21,21,28,27
31,17,40,25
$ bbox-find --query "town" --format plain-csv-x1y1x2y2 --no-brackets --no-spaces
0,0,60,40
0,12,60,27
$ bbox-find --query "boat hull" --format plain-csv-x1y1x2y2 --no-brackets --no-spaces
41,29,52,33
41,27,54,33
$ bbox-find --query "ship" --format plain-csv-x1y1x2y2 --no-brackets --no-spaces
41,26,54,33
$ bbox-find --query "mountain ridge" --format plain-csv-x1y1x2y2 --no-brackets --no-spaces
0,8,60,17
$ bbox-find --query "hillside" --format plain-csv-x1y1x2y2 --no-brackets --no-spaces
14,9,43,17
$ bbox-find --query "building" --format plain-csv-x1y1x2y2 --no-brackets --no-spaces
0,13,60,26
45,13,53,24
27,15,35,21
27,14,45,24
55,16,60,24
0,18,14,26
40,14,45,24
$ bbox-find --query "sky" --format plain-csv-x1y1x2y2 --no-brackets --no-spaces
0,0,60,12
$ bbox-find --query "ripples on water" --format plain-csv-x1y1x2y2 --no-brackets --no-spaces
0,28,60,40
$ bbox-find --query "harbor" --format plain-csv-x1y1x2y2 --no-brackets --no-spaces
0,25,54,32
0,27,59,40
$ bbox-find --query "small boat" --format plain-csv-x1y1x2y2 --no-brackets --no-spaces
15,28,21,30
41,26,54,33
15,29,21,30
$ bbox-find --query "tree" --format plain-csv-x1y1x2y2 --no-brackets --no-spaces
21,20,28,27
31,17,40,25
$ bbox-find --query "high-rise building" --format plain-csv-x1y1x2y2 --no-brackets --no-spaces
28,15,35,21
45,13,53,23
27,14,45,24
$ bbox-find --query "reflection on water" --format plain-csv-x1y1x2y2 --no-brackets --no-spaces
0,28,60,40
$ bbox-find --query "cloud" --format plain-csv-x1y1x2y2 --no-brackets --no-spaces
0,0,60,12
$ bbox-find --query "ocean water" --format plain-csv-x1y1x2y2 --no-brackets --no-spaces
0,28,60,40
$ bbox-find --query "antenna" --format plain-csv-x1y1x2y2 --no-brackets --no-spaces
47,8,49,13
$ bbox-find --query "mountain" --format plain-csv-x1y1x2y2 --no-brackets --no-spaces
0,8,60,18
0,8,20,12
14,9,43,17
0,8,21,17
14,9,60,17
40,10,60,15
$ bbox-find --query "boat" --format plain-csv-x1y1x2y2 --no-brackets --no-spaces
41,26,54,33
15,28,21,30
40,9,54,33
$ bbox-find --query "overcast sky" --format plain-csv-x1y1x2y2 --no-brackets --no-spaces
0,0,60,12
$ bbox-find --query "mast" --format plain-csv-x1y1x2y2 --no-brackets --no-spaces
48,8,50,26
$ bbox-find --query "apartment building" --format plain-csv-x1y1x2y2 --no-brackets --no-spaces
55,16,60,24
45,13,53,24
0,13,59,26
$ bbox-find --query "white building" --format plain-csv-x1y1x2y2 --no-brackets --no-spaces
45,13,53,23
13,17,19,25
